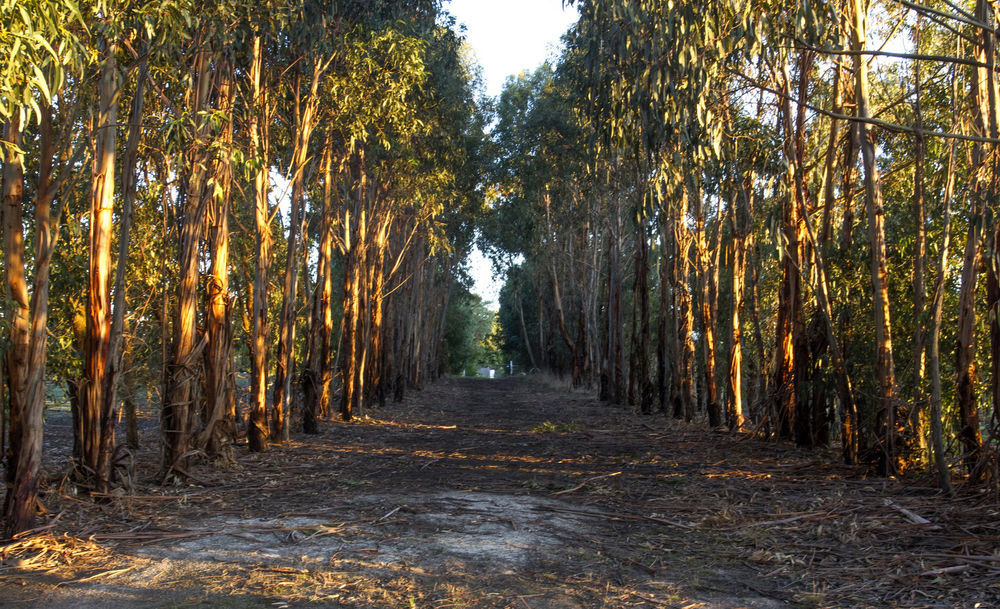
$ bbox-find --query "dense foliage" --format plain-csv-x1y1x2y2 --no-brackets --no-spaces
483,0,1000,491
0,0,487,535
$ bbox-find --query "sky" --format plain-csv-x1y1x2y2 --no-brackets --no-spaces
444,0,579,309
445,0,579,98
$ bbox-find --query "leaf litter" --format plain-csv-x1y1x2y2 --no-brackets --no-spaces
2,376,997,608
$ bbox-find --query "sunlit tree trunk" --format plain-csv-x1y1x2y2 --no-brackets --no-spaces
163,37,213,476
80,42,119,491
340,148,366,421
367,214,390,406
728,173,752,431
102,52,149,458
695,186,720,427
248,36,272,453
201,58,235,459
351,208,370,416
103,54,146,481
910,20,929,460
749,241,768,422
2,98,71,531
676,176,695,422
304,147,335,433
773,58,804,441
273,62,322,442
791,50,820,447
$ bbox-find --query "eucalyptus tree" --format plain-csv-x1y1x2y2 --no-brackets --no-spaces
74,0,174,492
302,142,335,433
199,49,236,460
550,0,999,480
77,3,120,492
246,24,276,453
484,64,595,385
955,0,998,481
378,18,489,403
156,3,249,476
331,26,430,420
573,0,736,418
266,0,342,443
1,0,87,536
1,0,482,534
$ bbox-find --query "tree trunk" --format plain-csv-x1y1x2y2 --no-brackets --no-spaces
657,208,673,414
163,39,213,477
749,242,768,424
516,285,538,370
102,53,146,485
728,174,752,430
677,178,695,422
636,217,652,414
273,64,321,442
304,147,335,433
349,212,369,418
976,0,1000,482
340,149,367,421
248,36,272,453
945,8,994,477
910,19,929,460
201,58,235,459
791,50,818,448
695,186,720,427
605,219,625,404
2,116,35,535
367,216,390,406
81,43,119,491
773,59,803,441
852,0,904,474
837,81,862,463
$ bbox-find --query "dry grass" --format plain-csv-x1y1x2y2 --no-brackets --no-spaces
0,534,114,574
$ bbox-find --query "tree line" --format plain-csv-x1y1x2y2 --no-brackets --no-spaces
485,0,999,491
1,0,487,536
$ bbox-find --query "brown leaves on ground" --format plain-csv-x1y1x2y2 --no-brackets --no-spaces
2,376,998,608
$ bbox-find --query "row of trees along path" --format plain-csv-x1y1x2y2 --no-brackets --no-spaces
1,0,484,536
1,0,1000,607
485,0,1000,490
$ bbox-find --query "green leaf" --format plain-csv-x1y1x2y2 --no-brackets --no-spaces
31,63,50,103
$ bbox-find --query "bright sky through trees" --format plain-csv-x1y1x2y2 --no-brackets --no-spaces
445,0,579,98
445,0,579,308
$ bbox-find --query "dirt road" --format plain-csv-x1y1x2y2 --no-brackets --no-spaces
1,377,996,608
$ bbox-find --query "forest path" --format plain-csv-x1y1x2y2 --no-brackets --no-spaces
2,377,997,608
